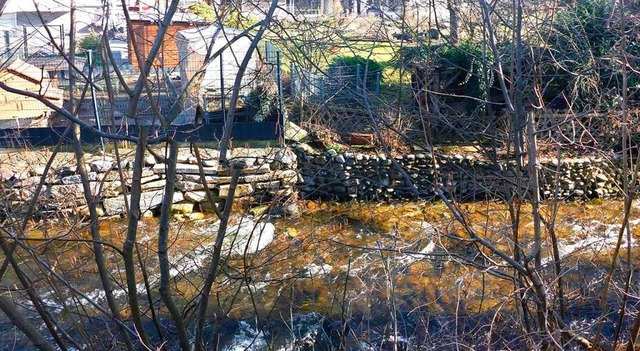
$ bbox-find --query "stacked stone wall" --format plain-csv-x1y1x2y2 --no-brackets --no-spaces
0,145,626,219
294,146,622,201
0,148,299,219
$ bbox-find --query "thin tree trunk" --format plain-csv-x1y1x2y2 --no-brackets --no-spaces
447,0,458,44
194,165,243,351
71,133,134,351
0,295,57,351
0,237,68,350
157,140,190,350
122,127,152,348
219,0,280,162
69,0,78,140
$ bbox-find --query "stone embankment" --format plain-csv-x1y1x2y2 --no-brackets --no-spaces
294,146,622,201
0,144,626,219
0,148,298,219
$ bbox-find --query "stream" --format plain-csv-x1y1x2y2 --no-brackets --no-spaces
2,200,640,350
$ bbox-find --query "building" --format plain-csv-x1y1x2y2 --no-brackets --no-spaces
0,0,111,58
174,24,259,124
0,59,64,128
127,11,208,70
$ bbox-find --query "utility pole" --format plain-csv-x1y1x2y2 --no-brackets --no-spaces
69,0,78,140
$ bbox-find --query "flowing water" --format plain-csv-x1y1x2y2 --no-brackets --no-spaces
3,199,640,350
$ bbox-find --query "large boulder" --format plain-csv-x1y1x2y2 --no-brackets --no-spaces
103,189,184,215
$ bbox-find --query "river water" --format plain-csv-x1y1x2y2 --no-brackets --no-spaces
2,200,639,350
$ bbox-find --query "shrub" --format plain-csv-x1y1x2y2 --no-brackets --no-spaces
548,0,640,108
188,2,215,21
79,34,102,52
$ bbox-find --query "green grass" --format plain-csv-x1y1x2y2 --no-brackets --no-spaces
332,41,399,65
264,24,418,104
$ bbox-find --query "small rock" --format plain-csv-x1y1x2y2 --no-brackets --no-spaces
185,191,208,202
175,181,205,192
140,179,167,191
595,174,608,182
202,159,219,167
177,152,191,163
0,168,14,181
91,160,114,173
255,181,281,190
284,203,301,217
33,166,47,176
188,212,206,220
77,205,104,217
144,155,157,166
219,184,254,198
172,203,194,214
274,149,297,166
250,205,270,216
285,227,298,238
284,121,309,142
118,160,131,169
61,172,98,185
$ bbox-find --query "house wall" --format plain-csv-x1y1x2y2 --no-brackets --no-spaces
0,74,61,124
128,20,198,69
177,34,257,95
201,38,258,98
175,27,259,124
0,59,64,127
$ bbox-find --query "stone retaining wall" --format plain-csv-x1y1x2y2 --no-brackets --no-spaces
0,145,626,219
294,146,622,201
0,148,299,219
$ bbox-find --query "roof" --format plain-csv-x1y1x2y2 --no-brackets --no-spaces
2,59,46,82
128,10,208,24
25,55,87,72
176,25,250,56
2,0,104,14
0,58,64,120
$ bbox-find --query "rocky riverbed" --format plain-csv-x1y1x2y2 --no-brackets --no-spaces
3,200,639,350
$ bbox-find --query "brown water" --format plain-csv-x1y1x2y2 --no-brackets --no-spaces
4,199,640,349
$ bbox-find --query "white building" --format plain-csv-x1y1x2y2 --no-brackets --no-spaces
174,24,259,123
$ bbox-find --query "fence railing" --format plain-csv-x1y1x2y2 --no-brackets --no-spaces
290,64,381,106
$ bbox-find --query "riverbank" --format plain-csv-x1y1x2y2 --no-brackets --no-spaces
0,146,299,220
0,144,628,220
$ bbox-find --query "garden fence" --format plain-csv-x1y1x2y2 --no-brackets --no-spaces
290,63,381,106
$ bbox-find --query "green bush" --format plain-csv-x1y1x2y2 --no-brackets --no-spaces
437,41,493,108
188,2,215,21
79,35,103,66
548,0,640,108
79,35,102,52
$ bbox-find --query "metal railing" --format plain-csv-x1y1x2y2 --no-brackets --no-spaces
290,63,381,105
